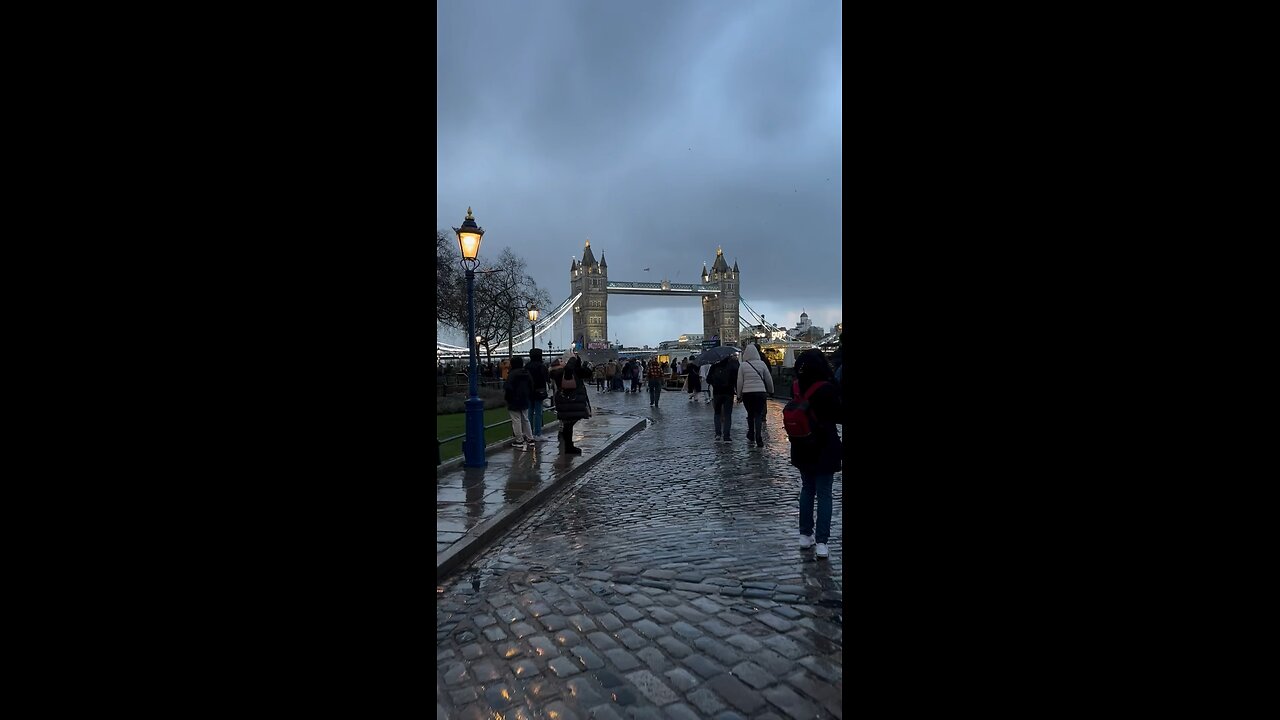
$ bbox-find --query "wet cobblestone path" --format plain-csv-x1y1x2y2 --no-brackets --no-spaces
438,387,843,719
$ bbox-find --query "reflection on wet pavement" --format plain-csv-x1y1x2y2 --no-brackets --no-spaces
438,388,843,718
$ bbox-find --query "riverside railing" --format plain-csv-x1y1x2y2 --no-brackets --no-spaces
437,406,558,466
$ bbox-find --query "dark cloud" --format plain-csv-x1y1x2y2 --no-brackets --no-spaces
438,0,841,348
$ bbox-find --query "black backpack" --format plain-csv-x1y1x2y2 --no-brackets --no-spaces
709,361,734,391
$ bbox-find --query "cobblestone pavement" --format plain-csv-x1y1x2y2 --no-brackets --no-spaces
437,387,843,719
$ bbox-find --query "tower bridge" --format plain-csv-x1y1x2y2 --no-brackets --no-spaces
570,239,741,351
436,241,805,361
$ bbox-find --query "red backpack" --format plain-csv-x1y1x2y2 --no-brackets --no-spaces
782,380,828,441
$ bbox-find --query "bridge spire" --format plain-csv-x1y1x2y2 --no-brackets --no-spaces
711,246,730,274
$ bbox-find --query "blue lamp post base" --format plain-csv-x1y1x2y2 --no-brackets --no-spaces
463,395,487,467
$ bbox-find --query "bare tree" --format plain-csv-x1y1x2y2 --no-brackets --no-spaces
438,239,552,358
436,230,464,332
472,247,552,359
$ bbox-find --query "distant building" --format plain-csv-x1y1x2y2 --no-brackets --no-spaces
746,324,788,341
659,334,704,350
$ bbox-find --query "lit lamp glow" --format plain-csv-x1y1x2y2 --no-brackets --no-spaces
527,304,540,350
453,207,487,467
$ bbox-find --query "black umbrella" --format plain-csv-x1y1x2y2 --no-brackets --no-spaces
694,346,740,365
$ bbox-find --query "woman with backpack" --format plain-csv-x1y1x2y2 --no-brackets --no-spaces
787,349,842,559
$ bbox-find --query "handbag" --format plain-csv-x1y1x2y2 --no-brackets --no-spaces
561,376,577,390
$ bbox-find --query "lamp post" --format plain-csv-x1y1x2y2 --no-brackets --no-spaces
454,207,487,468
527,304,540,351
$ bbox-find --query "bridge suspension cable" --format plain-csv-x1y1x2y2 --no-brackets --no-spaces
435,292,581,358
506,292,581,350
739,296,785,335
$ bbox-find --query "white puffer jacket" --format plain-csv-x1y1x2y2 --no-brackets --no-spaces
735,344,775,396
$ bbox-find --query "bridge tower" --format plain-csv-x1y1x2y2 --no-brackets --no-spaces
702,247,740,346
569,239,608,351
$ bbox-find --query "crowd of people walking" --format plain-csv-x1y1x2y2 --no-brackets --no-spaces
489,335,844,558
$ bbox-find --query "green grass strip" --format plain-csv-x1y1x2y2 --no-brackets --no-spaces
437,407,555,463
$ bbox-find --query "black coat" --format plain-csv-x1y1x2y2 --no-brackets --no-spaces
789,379,842,474
504,368,534,412
554,361,592,421
526,358,549,400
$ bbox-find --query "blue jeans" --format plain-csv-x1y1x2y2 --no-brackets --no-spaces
799,472,834,543
528,401,543,436
713,394,734,437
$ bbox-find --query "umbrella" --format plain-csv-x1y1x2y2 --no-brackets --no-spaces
694,346,740,365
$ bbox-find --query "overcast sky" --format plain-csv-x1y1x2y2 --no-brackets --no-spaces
437,0,841,351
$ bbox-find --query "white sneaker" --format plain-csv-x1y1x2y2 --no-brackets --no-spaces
815,543,829,558
513,443,527,451
799,534,815,549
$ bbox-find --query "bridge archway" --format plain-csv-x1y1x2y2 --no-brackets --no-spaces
568,240,741,351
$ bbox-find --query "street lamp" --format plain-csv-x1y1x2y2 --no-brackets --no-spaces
454,207,487,468
527,304,540,350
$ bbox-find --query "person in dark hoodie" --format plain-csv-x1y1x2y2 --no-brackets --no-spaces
553,354,593,455
526,348,550,442
504,356,535,451
707,354,739,440
789,348,842,559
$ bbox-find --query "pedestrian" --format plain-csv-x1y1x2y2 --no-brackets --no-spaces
593,361,606,391
605,359,617,392
707,355,738,440
629,359,642,393
699,360,712,403
526,347,550,442
753,341,772,441
554,354,593,455
500,357,511,381
831,331,845,389
789,349,842,559
503,356,535,451
646,356,664,407
548,358,562,409
620,358,633,393
736,343,775,448
686,358,701,401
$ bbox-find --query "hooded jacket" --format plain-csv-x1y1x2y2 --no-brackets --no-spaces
527,348,549,400
504,366,533,412
735,344,775,396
